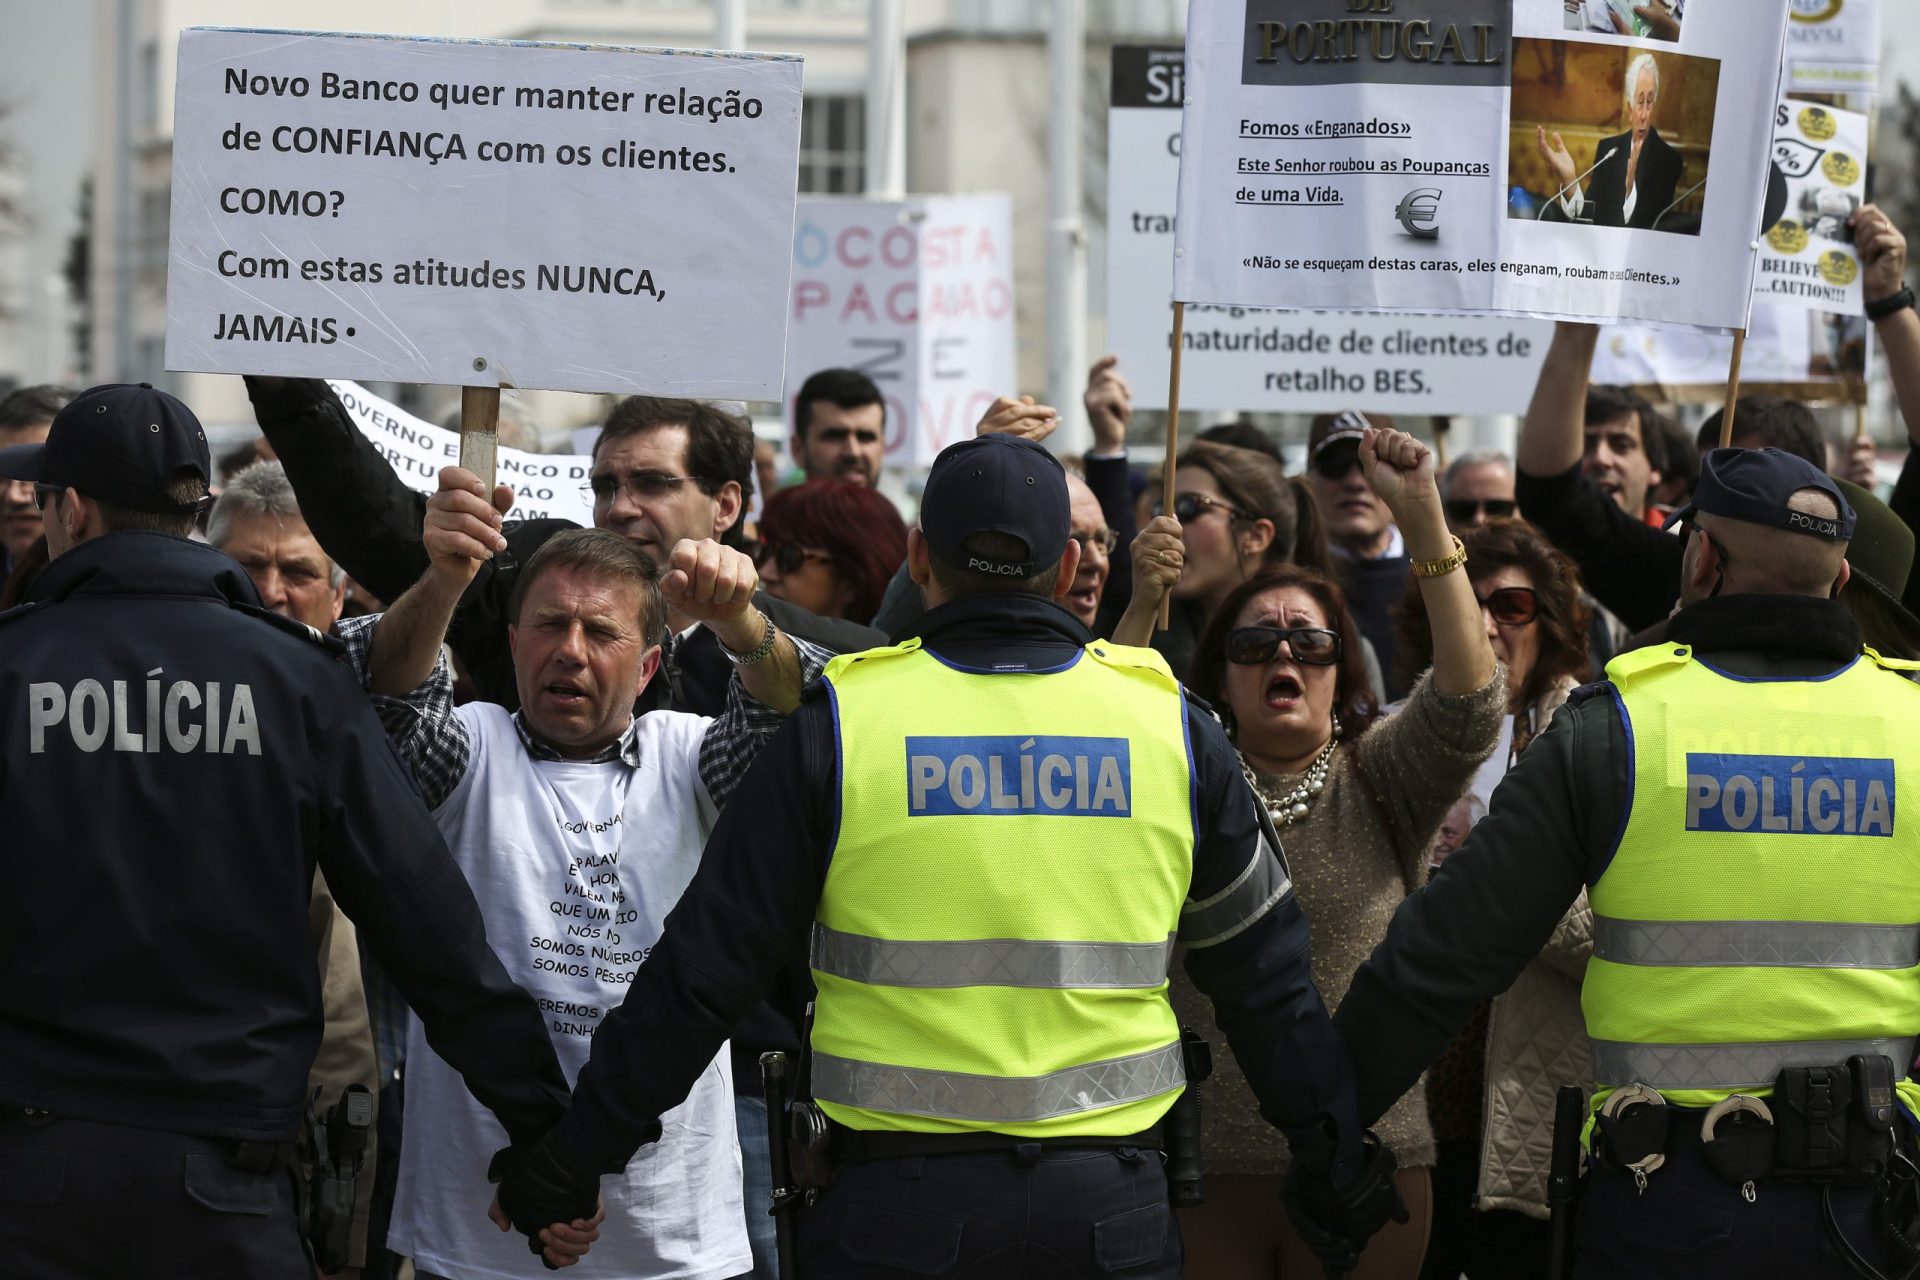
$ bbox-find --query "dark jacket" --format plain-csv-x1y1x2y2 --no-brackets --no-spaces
543,593,1369,1184
0,533,569,1143
242,377,884,717
1333,594,1879,1124
1336,551,1413,702
1516,461,1682,633
1588,127,1684,230
1888,449,1920,618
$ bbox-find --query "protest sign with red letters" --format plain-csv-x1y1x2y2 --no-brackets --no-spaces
785,194,1016,468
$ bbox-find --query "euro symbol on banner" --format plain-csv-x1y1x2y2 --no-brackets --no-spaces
1395,188,1443,239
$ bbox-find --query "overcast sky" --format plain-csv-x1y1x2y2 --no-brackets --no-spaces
2,1,92,378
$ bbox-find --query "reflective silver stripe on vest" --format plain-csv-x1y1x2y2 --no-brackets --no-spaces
1590,1037,1920,1091
1181,830,1292,950
810,925,1176,989
1592,916,1920,970
812,1042,1185,1123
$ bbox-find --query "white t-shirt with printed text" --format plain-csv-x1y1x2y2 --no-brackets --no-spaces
389,703,749,1280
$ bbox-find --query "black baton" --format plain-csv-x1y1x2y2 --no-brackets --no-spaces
760,1051,800,1280
1547,1085,1586,1280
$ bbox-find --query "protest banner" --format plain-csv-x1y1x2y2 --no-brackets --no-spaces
1593,302,1870,404
1756,99,1868,315
1107,44,1550,413
166,28,804,403
785,194,1015,468
1785,0,1879,95
324,379,595,526
1172,1,1792,332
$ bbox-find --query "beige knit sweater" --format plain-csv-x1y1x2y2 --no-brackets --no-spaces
1169,668,1508,1177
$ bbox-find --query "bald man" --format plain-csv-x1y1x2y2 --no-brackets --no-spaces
1332,449,1920,1278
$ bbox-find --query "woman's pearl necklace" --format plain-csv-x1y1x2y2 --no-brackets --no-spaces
1240,740,1335,827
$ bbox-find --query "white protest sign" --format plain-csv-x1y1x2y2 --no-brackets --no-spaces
1107,45,1549,413
1172,1,1791,332
1756,100,1867,315
785,195,1015,468
324,380,595,525
1594,302,1870,399
166,28,803,397
1786,0,1878,94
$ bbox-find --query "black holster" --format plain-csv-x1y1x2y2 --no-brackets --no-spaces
1774,1055,1896,1186
301,1085,373,1275
1165,1028,1212,1208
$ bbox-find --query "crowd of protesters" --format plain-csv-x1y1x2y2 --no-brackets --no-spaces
7,199,1920,1280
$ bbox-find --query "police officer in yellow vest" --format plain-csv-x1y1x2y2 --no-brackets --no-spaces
490,433,1406,1275
1334,446,1920,1278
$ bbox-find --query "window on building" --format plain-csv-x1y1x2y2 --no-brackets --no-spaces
134,337,179,394
140,40,160,130
798,95,865,194
137,185,171,280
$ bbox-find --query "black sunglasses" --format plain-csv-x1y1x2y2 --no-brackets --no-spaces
755,542,834,575
1476,586,1540,626
1444,498,1517,522
1311,449,1365,481
31,483,61,511
1155,491,1256,524
1225,625,1343,667
583,470,704,506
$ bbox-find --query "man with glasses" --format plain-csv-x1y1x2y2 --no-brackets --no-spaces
1309,411,1414,699
1441,451,1519,538
0,384,74,582
244,377,882,721
790,368,887,487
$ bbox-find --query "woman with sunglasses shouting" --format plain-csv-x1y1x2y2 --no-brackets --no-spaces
1392,519,1596,1280
1152,426,1507,1280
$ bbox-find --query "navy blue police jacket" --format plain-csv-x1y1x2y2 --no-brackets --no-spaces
0,532,570,1143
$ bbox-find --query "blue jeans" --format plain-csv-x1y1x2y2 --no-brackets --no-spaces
735,1094,779,1280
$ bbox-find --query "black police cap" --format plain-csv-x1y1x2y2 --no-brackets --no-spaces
1663,447,1855,542
0,383,212,514
919,434,1069,579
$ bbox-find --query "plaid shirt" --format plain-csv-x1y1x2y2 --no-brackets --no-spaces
334,614,828,812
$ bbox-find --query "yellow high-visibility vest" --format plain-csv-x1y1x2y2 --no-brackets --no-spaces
1584,642,1920,1117
811,636,1195,1136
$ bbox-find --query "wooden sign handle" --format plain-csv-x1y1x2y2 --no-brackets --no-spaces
1718,329,1748,449
1158,302,1187,632
462,385,501,492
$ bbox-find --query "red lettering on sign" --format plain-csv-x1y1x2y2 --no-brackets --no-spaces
841,282,878,323
793,279,829,320
836,225,872,268
881,226,917,269
886,282,918,325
